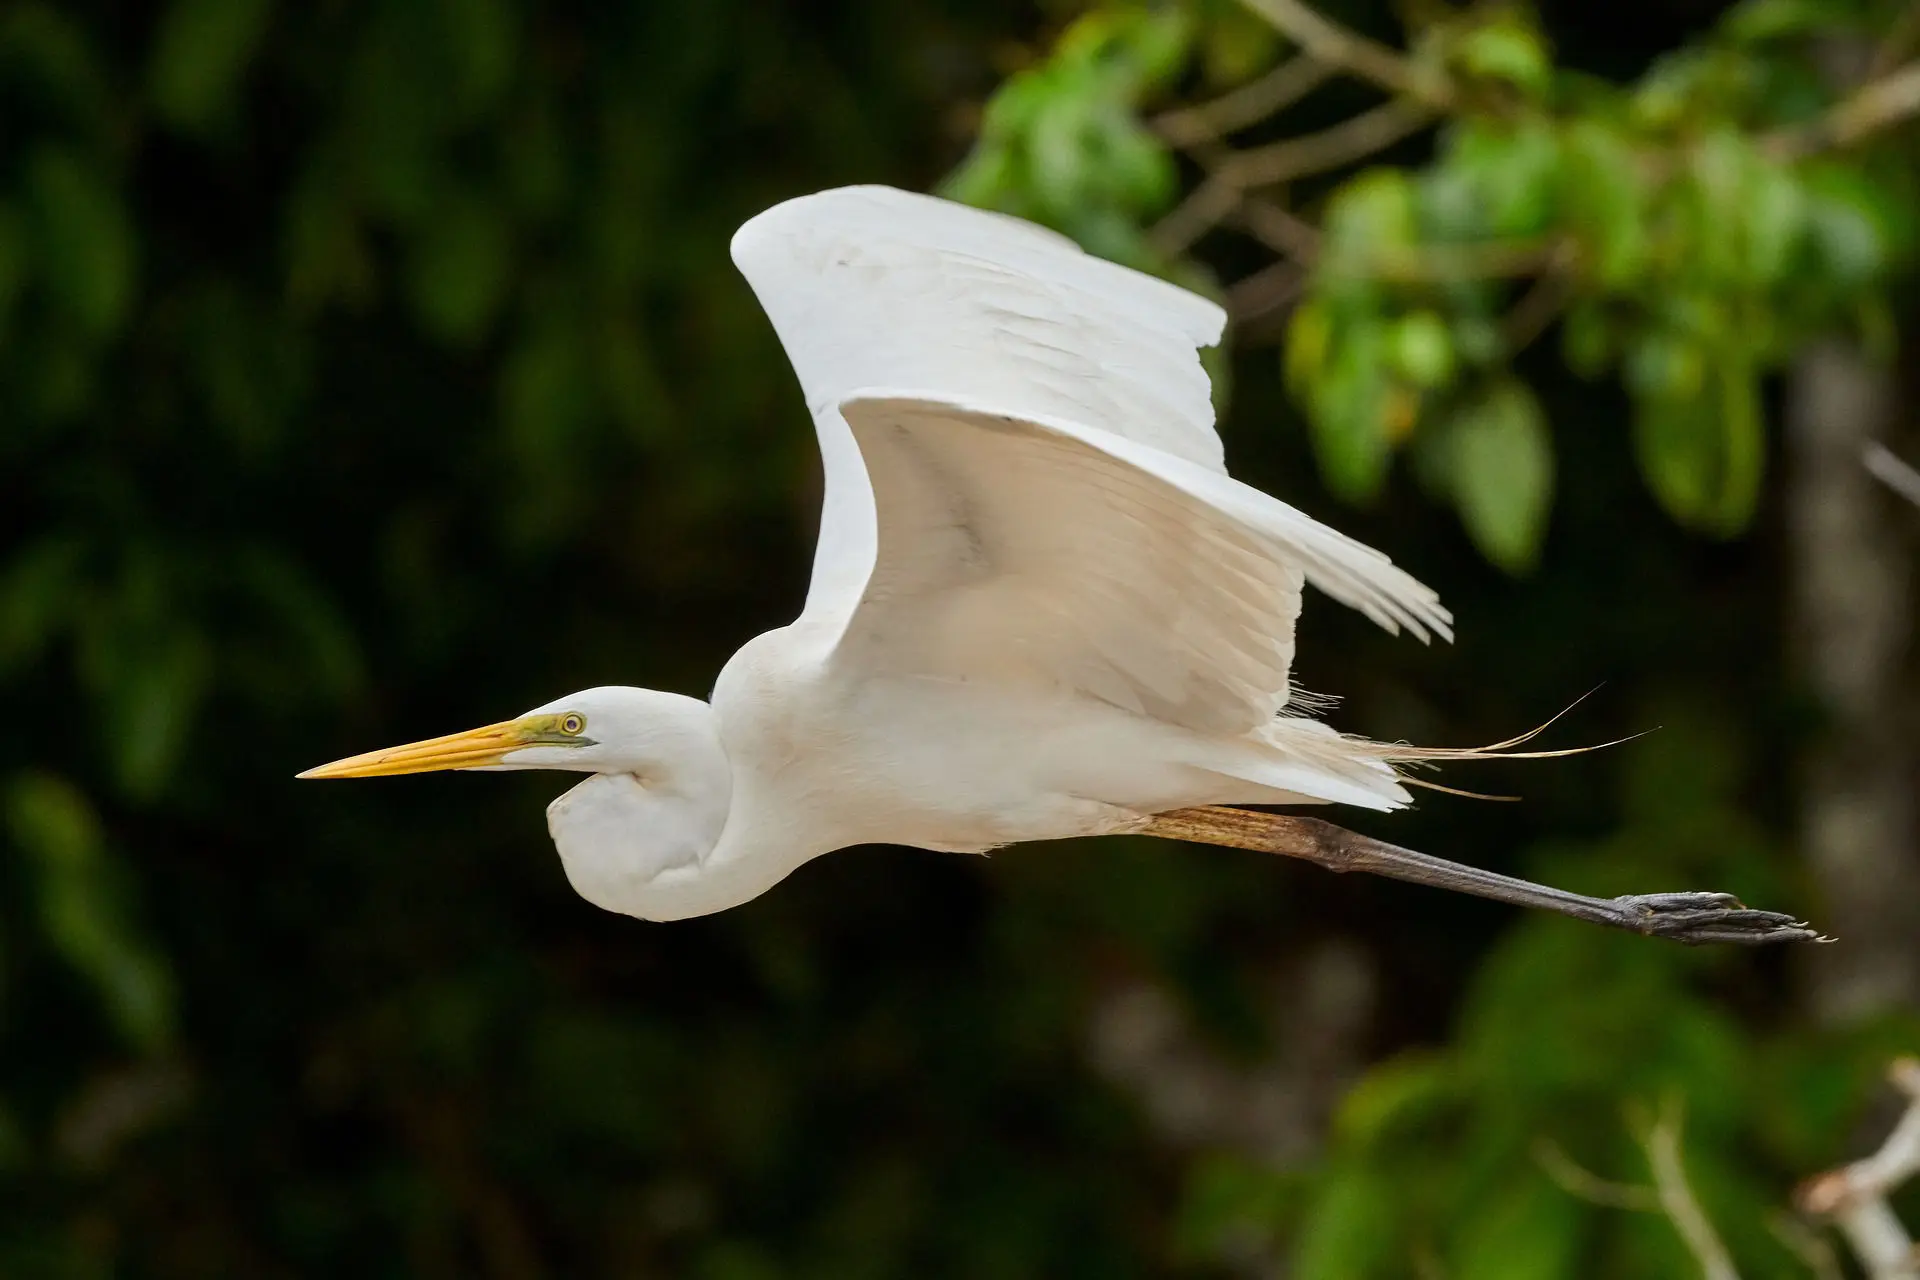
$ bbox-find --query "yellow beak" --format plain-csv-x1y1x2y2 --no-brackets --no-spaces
298,720,533,779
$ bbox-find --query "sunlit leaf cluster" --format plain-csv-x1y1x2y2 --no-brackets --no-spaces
951,0,1919,571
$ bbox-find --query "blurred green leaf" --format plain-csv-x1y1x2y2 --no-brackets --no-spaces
1295,1165,1398,1280
150,0,274,130
1197,1,1280,86
24,145,137,339
1449,1174,1581,1280
0,202,29,338
1324,169,1417,271
1445,378,1554,573
1334,1051,1456,1151
5,773,175,1053
1454,20,1552,96
1424,119,1559,240
1560,302,1614,378
104,630,213,800
1629,336,1763,535
1388,310,1456,388
406,191,513,346
1558,122,1648,288
1302,313,1393,502
0,3,117,139
436,0,516,115
0,536,83,676
1800,162,1904,287
1720,0,1852,44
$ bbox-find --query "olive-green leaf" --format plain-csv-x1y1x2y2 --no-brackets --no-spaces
405,193,512,346
24,146,137,339
1303,316,1392,503
150,0,274,130
1455,21,1552,96
5,773,176,1053
1447,1173,1581,1280
1629,342,1764,535
1389,310,1456,388
1447,379,1554,573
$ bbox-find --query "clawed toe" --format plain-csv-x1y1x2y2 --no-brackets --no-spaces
1611,892,1825,946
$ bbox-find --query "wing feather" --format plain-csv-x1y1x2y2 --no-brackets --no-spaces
731,185,1228,472
729,186,1452,739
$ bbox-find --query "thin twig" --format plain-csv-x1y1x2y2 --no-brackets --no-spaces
1768,60,1920,158
1233,0,1454,107
1224,97,1438,187
1768,1211,1847,1280
1378,238,1561,284
1149,175,1244,257
1151,98,1438,257
1871,2,1920,77
1236,196,1323,262
1534,1139,1663,1211
1864,442,1920,508
1499,243,1577,352
1225,256,1309,325
1153,57,1335,147
1796,1059,1920,1280
1636,1098,1741,1280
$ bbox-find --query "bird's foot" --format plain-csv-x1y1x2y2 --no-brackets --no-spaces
1610,891,1830,947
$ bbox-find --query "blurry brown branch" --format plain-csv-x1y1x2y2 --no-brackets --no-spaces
1152,57,1334,147
1535,1139,1661,1211
1535,1104,1741,1279
1499,242,1578,352
1871,3,1920,76
1768,60,1920,158
1796,1058,1920,1279
1636,1099,1741,1280
1770,1211,1847,1280
1225,257,1310,325
1864,442,1920,508
1233,0,1455,107
1223,98,1438,187
1150,98,1438,258
1236,196,1323,262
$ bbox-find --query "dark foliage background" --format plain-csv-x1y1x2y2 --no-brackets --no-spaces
4,1,1917,1276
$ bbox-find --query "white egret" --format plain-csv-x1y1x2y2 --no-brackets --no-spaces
303,186,1816,946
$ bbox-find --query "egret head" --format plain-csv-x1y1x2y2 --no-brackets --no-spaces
298,686,715,779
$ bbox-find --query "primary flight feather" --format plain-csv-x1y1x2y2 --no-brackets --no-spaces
301,185,1462,921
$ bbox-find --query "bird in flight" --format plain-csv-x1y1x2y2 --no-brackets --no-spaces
303,186,1817,947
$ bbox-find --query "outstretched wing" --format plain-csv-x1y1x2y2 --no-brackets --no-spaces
731,187,1450,734
732,185,1229,471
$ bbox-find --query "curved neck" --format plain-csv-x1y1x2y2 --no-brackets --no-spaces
542,701,817,922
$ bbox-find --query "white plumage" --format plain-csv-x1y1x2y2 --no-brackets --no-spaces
302,185,1457,922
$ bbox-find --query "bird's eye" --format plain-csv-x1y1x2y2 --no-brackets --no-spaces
560,713,586,735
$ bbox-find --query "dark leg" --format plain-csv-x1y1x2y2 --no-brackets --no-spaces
1143,807,1827,947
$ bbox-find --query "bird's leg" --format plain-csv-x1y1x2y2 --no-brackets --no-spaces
1141,807,1827,947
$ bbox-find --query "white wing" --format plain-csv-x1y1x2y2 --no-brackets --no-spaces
731,187,1450,735
731,186,1228,471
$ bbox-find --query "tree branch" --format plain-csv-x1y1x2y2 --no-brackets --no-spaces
1797,1059,1920,1280
1235,196,1323,262
1768,60,1920,158
1225,256,1310,325
1233,0,1454,107
1637,1099,1741,1280
1864,441,1920,508
1499,242,1578,352
1149,98,1438,258
1535,1139,1662,1211
1223,97,1438,188
1152,57,1335,147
